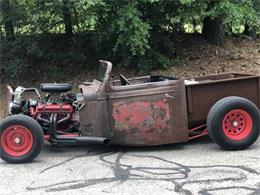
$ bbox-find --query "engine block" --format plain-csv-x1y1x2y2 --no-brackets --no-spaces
35,104,73,114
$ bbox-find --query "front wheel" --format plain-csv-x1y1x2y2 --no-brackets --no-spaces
207,97,260,150
0,115,44,163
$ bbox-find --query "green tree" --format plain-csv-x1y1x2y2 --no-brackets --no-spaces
244,0,260,39
0,0,15,40
0,0,260,80
62,0,73,38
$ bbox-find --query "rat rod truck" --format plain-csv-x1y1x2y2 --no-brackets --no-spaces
0,60,259,163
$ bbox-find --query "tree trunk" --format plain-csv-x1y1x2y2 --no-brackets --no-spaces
1,0,15,41
202,16,224,46
62,0,73,38
4,20,15,41
244,24,256,40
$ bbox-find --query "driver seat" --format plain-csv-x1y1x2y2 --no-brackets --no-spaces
40,83,72,93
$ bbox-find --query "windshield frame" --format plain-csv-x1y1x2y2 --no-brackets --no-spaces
96,63,107,82
96,60,112,92
95,61,112,82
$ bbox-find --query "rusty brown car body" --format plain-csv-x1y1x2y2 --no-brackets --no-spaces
78,61,260,145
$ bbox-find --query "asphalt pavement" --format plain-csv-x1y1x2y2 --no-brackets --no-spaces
0,136,260,195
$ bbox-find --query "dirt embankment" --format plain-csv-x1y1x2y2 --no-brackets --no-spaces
151,35,260,77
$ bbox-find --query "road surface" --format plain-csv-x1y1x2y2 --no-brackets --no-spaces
0,136,260,195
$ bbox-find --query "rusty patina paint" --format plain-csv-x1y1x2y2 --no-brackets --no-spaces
186,73,260,128
78,61,259,146
0,85,12,119
112,99,171,133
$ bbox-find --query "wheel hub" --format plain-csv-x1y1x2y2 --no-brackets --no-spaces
1,125,33,157
232,121,239,127
222,109,253,141
14,137,21,144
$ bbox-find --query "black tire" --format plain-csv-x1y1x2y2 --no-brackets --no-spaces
207,96,260,150
0,115,44,163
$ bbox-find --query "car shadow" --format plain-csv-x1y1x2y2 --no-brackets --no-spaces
41,135,214,154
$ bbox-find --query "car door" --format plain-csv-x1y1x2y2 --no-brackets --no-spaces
107,80,189,145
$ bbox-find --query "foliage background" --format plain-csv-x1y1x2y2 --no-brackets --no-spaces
0,0,259,81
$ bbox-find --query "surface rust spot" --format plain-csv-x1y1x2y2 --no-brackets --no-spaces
112,99,172,133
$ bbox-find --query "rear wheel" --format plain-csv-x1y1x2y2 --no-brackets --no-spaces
0,115,44,163
207,97,260,150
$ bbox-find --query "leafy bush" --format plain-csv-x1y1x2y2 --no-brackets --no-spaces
0,0,259,80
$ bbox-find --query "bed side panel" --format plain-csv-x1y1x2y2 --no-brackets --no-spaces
186,77,260,128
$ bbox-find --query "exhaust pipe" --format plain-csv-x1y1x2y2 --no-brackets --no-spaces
47,113,110,145
75,136,110,145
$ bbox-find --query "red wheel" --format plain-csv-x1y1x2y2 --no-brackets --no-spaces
0,115,44,163
222,109,253,141
207,97,260,150
1,125,33,157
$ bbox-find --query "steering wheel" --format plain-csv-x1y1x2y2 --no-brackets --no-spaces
120,74,130,85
